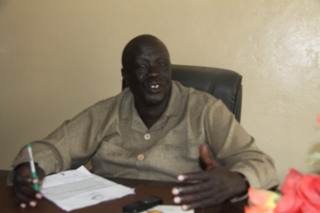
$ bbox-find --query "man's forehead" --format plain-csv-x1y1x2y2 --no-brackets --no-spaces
132,39,164,52
128,41,169,61
122,35,169,66
135,43,167,55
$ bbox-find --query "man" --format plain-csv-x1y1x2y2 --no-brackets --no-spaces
11,35,279,210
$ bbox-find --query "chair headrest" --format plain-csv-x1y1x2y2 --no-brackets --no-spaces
171,65,242,122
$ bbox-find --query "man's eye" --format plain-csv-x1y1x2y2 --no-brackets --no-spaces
158,62,166,66
139,64,147,68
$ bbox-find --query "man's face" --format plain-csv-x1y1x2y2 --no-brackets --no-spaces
122,41,172,107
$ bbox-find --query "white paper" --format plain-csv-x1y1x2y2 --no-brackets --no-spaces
40,166,135,212
140,205,194,213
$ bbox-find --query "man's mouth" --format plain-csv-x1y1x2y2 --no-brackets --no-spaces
147,83,163,92
150,84,160,89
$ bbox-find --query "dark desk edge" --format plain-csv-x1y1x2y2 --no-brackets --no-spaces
0,170,183,187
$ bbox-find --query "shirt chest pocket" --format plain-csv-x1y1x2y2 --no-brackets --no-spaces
151,143,200,161
96,134,131,159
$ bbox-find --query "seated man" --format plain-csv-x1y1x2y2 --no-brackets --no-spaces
11,34,279,210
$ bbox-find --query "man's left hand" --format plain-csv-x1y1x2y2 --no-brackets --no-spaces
172,144,248,210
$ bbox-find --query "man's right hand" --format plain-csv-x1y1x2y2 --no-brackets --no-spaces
12,162,45,208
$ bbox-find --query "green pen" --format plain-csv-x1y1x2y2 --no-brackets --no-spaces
27,143,39,191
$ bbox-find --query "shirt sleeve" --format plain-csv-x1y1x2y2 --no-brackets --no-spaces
204,100,279,190
11,105,105,176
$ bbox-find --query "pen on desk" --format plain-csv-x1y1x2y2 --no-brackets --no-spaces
27,143,40,191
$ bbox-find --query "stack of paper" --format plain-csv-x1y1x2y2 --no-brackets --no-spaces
41,166,135,212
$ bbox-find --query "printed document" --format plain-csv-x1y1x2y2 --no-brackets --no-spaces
40,166,135,211
141,205,194,213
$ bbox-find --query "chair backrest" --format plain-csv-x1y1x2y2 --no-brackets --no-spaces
122,64,243,122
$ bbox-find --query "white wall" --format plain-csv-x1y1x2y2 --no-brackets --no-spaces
1,0,320,183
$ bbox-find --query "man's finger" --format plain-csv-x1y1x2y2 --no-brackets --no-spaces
177,170,216,182
15,185,37,198
13,191,33,207
172,180,212,195
16,176,38,184
181,196,224,211
173,189,213,204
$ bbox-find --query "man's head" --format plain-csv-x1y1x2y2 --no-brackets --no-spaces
121,35,172,108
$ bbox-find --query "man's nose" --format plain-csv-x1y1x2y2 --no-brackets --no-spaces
147,66,160,77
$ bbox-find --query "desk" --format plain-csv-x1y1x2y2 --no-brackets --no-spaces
0,172,246,213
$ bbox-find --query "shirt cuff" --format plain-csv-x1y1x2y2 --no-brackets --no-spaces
229,174,249,203
230,193,248,203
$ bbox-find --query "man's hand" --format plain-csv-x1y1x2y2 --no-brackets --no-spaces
172,144,248,210
12,162,45,208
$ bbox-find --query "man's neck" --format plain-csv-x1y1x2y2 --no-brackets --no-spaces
135,99,169,129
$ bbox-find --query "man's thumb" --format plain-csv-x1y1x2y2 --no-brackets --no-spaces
199,144,219,170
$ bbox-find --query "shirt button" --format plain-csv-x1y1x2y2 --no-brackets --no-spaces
137,154,145,161
144,133,151,140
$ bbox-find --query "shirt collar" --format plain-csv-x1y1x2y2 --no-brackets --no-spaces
120,81,182,132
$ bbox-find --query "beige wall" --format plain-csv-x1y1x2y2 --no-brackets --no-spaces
1,0,319,183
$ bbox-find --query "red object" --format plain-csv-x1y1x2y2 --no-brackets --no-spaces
275,169,320,213
245,188,279,213
274,190,302,213
298,175,320,212
279,169,303,194
245,206,274,213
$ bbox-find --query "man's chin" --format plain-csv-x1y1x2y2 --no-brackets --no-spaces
145,100,163,107
145,95,167,107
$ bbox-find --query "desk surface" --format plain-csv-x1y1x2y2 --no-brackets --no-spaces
0,172,246,213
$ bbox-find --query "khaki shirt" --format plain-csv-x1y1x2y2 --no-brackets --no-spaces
12,81,279,189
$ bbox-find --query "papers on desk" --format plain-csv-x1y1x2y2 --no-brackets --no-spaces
141,205,194,213
40,166,135,212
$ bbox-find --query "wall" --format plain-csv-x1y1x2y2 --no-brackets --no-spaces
0,0,319,183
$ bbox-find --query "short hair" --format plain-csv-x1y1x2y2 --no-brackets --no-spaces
121,35,169,69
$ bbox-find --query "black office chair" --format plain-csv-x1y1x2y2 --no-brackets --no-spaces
122,64,242,122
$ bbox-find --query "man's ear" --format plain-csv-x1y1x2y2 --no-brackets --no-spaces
121,68,129,87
